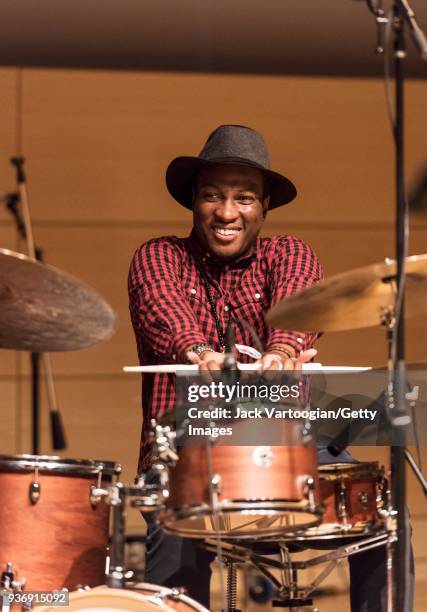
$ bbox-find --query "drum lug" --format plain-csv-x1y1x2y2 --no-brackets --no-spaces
89,485,110,506
1,562,26,594
90,467,110,505
358,490,369,510
211,473,222,505
336,479,349,523
170,586,186,599
304,476,316,512
29,466,41,505
29,481,41,505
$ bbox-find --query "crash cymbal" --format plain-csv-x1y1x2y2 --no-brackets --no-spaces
0,248,117,352
266,254,427,333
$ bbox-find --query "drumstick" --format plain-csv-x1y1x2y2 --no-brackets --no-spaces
123,363,371,373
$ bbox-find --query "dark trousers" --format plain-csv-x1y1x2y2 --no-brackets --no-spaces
143,445,414,611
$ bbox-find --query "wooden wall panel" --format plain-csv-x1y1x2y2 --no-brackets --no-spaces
20,69,427,225
0,67,19,376
0,382,18,454
18,377,141,479
0,225,24,377
0,68,18,195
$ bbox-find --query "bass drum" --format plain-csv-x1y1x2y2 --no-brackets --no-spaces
38,585,209,611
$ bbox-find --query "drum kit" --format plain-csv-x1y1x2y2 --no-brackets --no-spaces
1,232,427,610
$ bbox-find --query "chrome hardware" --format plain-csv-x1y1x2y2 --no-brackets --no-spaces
170,587,186,600
0,454,121,477
210,473,222,507
151,420,178,466
29,481,41,505
336,479,348,523
151,462,170,500
211,473,222,493
29,466,40,505
89,467,111,505
252,446,274,468
89,485,109,506
107,485,123,507
304,476,316,512
1,561,26,594
358,490,369,510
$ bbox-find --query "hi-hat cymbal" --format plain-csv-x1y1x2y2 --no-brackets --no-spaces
0,248,117,352
266,254,427,333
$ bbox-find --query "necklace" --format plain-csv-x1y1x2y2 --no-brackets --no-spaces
193,254,226,350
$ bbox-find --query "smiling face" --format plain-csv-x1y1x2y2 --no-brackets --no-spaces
193,164,269,261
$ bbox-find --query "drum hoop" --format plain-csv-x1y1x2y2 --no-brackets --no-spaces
0,454,122,476
125,582,209,611
295,523,387,543
163,501,323,540
318,461,382,479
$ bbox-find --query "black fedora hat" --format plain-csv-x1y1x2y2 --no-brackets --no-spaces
166,125,297,210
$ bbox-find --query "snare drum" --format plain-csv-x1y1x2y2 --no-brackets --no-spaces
38,585,209,611
0,454,121,591
162,420,323,540
299,461,387,542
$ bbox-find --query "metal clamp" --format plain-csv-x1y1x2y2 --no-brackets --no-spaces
29,466,41,505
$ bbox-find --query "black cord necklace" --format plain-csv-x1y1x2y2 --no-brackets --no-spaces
193,253,226,350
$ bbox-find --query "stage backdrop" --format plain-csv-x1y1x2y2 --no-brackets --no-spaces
0,68,426,606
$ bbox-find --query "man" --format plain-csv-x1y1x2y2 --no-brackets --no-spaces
128,125,405,611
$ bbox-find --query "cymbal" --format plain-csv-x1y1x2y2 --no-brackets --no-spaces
0,248,117,352
266,254,427,333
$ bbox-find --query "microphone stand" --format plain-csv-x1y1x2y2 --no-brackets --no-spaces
355,2,427,608
362,2,426,609
388,3,426,609
9,157,67,453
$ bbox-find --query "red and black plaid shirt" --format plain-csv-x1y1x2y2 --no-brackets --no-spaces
128,229,323,472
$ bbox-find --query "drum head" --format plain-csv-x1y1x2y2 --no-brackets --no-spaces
162,500,323,540
38,586,208,612
38,588,173,611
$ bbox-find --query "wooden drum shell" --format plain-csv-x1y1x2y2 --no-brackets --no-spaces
0,455,119,591
168,443,318,508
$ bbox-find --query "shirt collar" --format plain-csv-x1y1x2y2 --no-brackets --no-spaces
187,228,258,269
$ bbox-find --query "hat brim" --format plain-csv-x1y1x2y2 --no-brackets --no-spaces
166,156,297,210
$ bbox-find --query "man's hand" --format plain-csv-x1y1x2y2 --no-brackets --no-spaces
185,348,225,381
257,348,317,372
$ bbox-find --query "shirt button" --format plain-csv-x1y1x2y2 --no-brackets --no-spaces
224,305,229,312
190,288,197,295
255,293,261,300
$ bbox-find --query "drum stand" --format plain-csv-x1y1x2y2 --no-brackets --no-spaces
206,529,396,611
103,422,176,589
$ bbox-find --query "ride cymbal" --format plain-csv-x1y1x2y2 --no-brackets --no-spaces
266,254,427,333
0,248,117,351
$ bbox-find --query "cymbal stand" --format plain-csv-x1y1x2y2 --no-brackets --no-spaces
8,156,66,453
